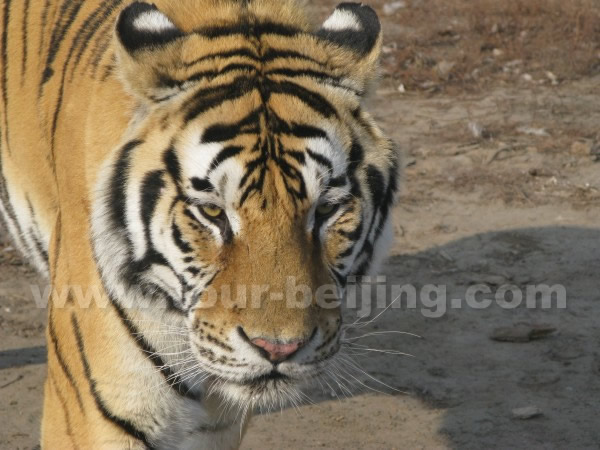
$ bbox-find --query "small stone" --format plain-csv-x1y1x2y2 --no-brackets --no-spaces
492,48,504,57
512,406,543,420
570,141,592,156
470,274,507,286
468,121,484,139
382,43,397,54
546,71,559,85
436,60,456,79
528,168,552,177
518,372,560,387
517,126,549,137
491,324,556,343
397,83,406,93
383,1,407,15
427,367,448,378
522,73,533,82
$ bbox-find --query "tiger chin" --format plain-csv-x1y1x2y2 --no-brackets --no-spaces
0,0,399,448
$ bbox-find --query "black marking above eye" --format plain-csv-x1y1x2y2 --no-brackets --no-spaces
328,175,347,188
191,177,214,192
306,149,333,170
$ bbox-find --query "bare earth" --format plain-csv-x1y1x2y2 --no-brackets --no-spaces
1,1,599,449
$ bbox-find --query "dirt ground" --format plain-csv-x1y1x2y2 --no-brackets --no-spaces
1,1,599,449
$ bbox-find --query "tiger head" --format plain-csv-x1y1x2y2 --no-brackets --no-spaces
92,0,399,409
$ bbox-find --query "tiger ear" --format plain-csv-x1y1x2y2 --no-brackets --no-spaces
115,2,185,100
316,3,382,93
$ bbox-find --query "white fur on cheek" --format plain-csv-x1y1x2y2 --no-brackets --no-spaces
322,9,362,31
133,11,176,32
368,214,395,276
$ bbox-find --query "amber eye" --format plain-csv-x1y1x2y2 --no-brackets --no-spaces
316,203,337,217
200,204,224,219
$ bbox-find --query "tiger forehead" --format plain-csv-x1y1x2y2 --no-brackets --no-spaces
156,0,312,36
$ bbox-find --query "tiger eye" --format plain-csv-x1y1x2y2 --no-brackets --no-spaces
316,204,336,216
201,205,224,218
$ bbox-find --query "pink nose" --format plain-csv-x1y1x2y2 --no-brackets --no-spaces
251,338,305,362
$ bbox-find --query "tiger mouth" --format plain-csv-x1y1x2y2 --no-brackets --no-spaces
239,370,290,387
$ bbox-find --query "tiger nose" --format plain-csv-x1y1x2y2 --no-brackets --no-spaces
250,337,305,363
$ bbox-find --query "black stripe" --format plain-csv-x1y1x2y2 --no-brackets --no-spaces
337,242,356,259
39,0,51,57
109,140,143,231
261,48,326,67
180,63,258,86
366,165,385,209
50,212,62,286
207,146,244,175
238,156,267,207
71,313,154,447
41,0,85,88
48,375,76,444
306,149,333,171
163,147,181,185
48,311,86,412
185,266,201,276
328,175,347,189
194,21,301,39
1,0,11,154
191,178,214,192
238,153,267,189
140,170,165,254
374,156,398,242
50,2,122,149
184,76,256,123
107,298,198,399
172,223,192,254
182,48,259,68
20,0,30,85
348,139,364,197
265,68,341,85
286,124,328,140
202,109,260,143
26,197,49,265
266,79,337,118
283,150,305,164
70,0,124,78
87,20,113,76
353,211,379,277
0,1,23,244
338,219,364,242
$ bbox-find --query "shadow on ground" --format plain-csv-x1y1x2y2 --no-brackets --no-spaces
1,226,599,449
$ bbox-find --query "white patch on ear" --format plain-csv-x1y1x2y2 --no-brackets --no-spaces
133,10,176,32
322,9,362,31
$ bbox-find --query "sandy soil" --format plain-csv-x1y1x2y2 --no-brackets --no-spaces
1,1,599,449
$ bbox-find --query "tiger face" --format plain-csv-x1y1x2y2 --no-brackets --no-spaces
92,1,399,409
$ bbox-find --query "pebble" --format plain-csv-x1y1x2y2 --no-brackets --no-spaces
512,406,543,420
491,324,556,343
383,1,407,15
570,141,591,157
517,126,549,137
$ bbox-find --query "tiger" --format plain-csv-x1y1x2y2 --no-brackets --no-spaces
0,0,400,448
